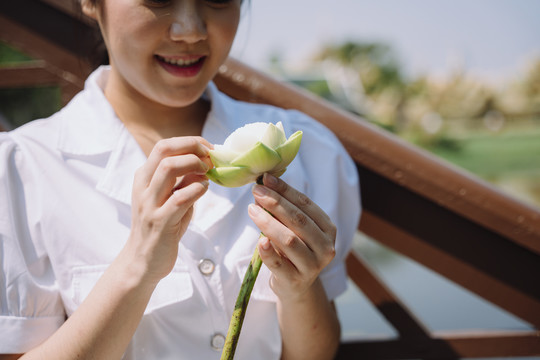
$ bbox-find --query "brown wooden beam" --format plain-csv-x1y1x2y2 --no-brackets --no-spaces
346,252,431,339
0,122,8,132
38,0,96,26
336,331,540,359
0,62,82,105
0,0,100,61
358,208,540,328
356,161,540,327
0,1,98,82
0,61,59,87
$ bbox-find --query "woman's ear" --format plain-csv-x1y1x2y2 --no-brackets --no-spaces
80,0,98,20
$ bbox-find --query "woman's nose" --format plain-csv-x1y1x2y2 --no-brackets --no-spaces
169,2,207,43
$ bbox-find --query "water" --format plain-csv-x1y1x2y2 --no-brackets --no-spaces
335,233,539,359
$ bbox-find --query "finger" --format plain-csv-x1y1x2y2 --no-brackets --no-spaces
262,173,336,237
160,176,209,225
258,236,297,279
176,204,195,242
139,137,211,186
252,184,318,247
197,137,214,150
252,184,334,259
248,203,316,273
148,154,209,205
174,172,208,191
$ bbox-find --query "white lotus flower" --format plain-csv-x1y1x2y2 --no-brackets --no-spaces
207,121,303,187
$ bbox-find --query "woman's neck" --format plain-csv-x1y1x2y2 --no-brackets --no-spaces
104,70,210,157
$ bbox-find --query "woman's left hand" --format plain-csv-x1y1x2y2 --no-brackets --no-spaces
248,173,337,301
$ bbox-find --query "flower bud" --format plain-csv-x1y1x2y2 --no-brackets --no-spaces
207,121,302,187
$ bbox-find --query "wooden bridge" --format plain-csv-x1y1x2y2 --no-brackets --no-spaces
1,1,539,358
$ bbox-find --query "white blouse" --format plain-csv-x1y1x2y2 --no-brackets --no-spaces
0,66,360,359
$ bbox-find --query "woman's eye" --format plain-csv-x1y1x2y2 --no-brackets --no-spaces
204,0,233,6
144,0,233,7
144,0,171,6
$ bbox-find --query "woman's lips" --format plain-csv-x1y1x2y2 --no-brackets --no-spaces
155,55,206,77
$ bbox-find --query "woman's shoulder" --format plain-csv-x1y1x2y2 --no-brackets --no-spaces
1,114,63,160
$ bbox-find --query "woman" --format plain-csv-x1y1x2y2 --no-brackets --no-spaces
0,0,360,359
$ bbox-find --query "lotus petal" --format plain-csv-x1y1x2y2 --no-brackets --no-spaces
231,141,282,174
209,145,239,167
223,122,268,153
275,131,303,169
206,166,256,188
261,122,287,149
276,121,285,134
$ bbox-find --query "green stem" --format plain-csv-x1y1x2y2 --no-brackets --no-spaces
221,176,267,359
220,238,263,360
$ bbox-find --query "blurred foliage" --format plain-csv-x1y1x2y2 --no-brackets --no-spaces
276,40,540,208
291,79,333,100
317,41,405,96
307,41,540,144
0,42,33,63
0,42,61,130
0,87,61,129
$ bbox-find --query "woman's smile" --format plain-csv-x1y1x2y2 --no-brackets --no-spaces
155,54,206,77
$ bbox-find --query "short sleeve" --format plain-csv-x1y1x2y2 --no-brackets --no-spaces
0,133,65,353
287,112,361,301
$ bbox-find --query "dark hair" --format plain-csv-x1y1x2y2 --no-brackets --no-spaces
78,0,108,68
88,33,109,69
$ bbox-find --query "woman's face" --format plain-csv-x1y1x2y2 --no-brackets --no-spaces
84,0,241,108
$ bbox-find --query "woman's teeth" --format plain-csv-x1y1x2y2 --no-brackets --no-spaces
160,56,201,66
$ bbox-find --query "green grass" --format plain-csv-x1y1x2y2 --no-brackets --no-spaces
0,87,62,129
428,128,540,178
0,41,33,64
419,126,540,208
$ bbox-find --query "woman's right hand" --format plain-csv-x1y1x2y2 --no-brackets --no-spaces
125,136,212,284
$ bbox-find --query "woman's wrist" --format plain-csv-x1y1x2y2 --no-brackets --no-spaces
275,276,325,305
277,277,340,360
112,243,163,294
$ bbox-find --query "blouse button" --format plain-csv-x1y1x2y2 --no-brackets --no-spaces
211,333,226,351
198,259,215,276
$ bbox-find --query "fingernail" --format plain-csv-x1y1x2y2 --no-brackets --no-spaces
201,179,209,187
248,203,262,216
264,173,278,187
252,184,268,196
259,237,271,251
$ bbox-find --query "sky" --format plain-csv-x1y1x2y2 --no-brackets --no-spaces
230,0,540,83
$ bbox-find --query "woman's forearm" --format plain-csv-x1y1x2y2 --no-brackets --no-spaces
21,245,158,360
277,278,341,360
